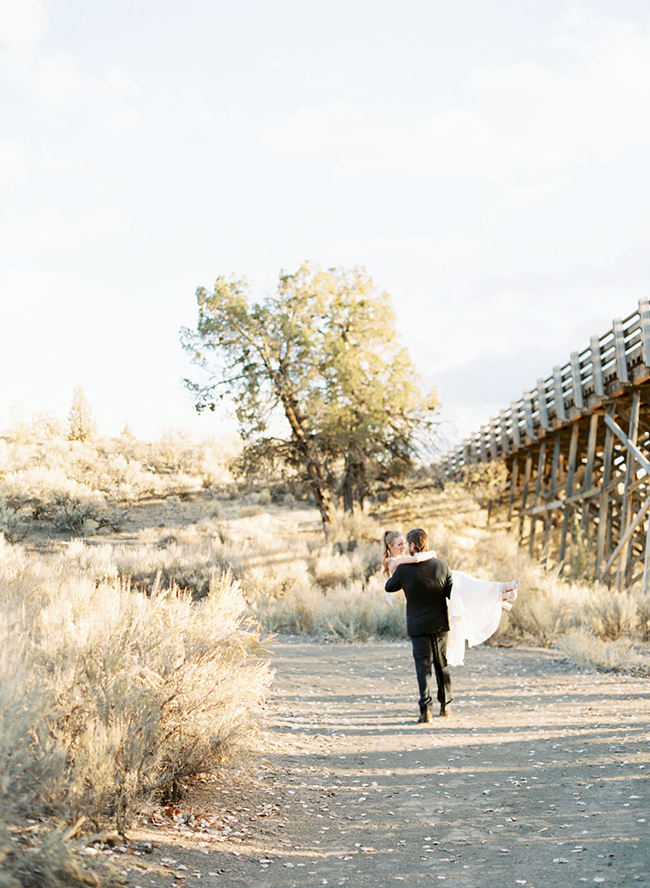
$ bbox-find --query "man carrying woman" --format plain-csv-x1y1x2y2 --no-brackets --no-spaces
384,528,519,723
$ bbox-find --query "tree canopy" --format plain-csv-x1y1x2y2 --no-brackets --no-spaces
181,263,437,526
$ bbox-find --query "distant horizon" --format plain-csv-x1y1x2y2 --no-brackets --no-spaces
3,290,645,449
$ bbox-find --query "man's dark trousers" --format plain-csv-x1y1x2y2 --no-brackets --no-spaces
411,631,452,712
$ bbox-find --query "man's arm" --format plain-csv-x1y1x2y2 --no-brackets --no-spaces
443,565,453,599
385,566,403,593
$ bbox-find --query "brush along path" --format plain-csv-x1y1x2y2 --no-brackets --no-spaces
123,640,649,887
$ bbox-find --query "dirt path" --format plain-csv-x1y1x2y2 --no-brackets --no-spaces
123,639,649,887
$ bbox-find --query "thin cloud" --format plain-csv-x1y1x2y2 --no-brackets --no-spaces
0,137,28,187
101,105,142,138
0,0,47,57
26,52,138,107
0,1,138,107
258,11,650,217
0,205,131,254
320,231,489,267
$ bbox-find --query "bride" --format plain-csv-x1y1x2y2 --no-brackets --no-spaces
382,529,520,667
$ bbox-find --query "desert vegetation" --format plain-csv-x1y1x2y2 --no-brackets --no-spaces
1,413,649,885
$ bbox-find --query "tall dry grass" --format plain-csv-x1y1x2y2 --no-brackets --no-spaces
48,482,650,661
0,536,271,886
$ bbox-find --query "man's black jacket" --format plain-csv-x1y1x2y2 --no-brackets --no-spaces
385,558,453,637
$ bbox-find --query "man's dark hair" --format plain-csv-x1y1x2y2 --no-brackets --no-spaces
406,528,428,552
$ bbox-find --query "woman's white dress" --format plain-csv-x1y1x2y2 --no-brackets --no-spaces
447,571,504,666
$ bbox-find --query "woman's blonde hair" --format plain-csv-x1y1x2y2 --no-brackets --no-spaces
383,529,404,576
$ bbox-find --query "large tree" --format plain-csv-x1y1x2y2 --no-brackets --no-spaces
181,263,437,526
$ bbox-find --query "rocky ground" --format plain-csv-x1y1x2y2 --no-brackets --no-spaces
108,639,648,887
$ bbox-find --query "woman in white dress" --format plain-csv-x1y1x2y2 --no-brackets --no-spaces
382,530,519,667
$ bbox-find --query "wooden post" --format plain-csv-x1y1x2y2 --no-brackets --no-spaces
529,441,547,557
580,413,599,536
519,451,534,543
600,497,650,582
511,400,521,448
590,335,605,397
558,423,580,570
639,296,650,367
543,433,562,563
553,366,566,422
570,351,584,410
612,317,629,384
500,409,510,456
524,390,535,439
595,406,615,579
470,431,480,465
617,390,640,589
643,512,650,597
537,377,549,430
459,442,465,469
490,417,499,461
508,456,519,522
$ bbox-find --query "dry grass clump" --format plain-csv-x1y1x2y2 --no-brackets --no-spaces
582,586,642,640
557,630,650,674
61,511,313,599
0,540,271,885
250,575,405,640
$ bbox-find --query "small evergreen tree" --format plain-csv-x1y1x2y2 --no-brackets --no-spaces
67,386,97,442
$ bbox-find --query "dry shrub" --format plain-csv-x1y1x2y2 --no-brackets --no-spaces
0,501,27,543
0,630,62,814
506,587,578,647
0,629,102,887
242,559,313,599
557,630,650,674
583,587,641,640
312,547,355,589
0,542,272,884
61,509,315,601
0,827,109,888
638,596,650,642
330,510,383,546
251,575,405,640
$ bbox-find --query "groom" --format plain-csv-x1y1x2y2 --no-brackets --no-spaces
385,528,453,722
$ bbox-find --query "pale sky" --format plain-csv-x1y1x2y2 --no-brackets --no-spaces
2,0,650,445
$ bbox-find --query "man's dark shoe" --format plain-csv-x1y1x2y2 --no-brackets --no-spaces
418,710,432,724
439,706,451,717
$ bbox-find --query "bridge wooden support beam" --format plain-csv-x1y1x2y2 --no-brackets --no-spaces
502,401,650,587
438,298,650,591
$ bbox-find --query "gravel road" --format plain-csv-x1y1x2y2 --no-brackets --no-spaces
124,639,649,888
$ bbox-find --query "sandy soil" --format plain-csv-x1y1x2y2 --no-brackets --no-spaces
111,639,649,888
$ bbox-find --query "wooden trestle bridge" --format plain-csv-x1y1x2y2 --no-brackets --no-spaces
438,298,650,592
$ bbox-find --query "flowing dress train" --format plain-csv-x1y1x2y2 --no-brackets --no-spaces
446,570,504,667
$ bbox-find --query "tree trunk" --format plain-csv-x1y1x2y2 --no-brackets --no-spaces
307,461,335,528
342,451,367,514
278,390,334,528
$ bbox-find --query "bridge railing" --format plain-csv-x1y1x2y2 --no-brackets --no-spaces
440,297,650,476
